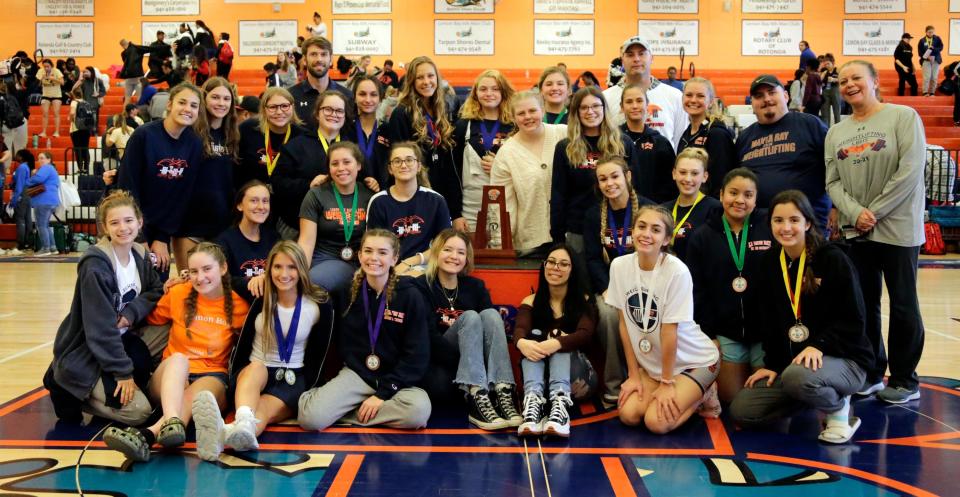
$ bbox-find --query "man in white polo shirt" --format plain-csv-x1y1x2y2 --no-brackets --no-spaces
603,36,687,151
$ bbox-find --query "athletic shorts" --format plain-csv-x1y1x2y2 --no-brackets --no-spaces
679,359,720,394
263,366,307,414
717,336,765,368
188,371,229,387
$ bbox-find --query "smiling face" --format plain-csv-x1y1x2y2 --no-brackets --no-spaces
578,94,604,130
620,86,647,124
304,44,331,80
596,161,630,202
475,76,502,113
355,79,381,116
770,201,811,253
621,44,651,79
632,209,670,256
437,235,467,276
329,148,361,189
750,85,788,125
38,153,52,166
188,251,227,297
264,94,294,129
388,146,420,183
359,235,398,280
167,89,201,128
270,251,299,294
543,248,572,287
512,96,544,133
540,72,569,107
317,94,346,134
104,205,142,247
838,63,879,108
414,62,438,99
682,81,711,119
239,184,270,225
720,176,757,223
672,158,707,197
205,85,232,122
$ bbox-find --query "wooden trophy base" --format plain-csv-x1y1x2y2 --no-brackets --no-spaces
474,185,515,265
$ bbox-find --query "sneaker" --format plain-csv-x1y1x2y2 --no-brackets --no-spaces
0,248,7,256
517,393,546,437
191,390,225,462
7,248,23,256
542,391,573,438
467,389,509,431
224,411,260,451
34,249,52,257
491,384,523,428
601,392,619,409
877,386,920,404
857,379,886,396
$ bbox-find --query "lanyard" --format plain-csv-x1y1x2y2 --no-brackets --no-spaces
333,186,359,245
479,120,501,154
424,111,440,147
544,109,567,124
637,253,663,332
317,129,340,153
606,200,632,257
361,280,388,353
272,292,303,364
264,125,291,176
722,214,750,272
355,119,377,163
671,192,705,241
779,248,806,322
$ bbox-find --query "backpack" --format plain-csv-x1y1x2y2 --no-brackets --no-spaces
218,42,234,65
74,100,95,131
0,94,24,128
922,222,946,255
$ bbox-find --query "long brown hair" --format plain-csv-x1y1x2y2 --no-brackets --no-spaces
424,228,475,285
346,229,401,314
195,77,240,159
183,242,237,335
596,157,641,264
566,86,624,166
397,56,454,148
389,141,431,188
258,241,329,358
769,190,825,295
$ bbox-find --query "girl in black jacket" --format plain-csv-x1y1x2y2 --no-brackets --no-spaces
660,147,721,262
730,190,872,444
686,168,772,403
677,77,737,197
343,75,389,190
235,87,306,188
192,241,333,462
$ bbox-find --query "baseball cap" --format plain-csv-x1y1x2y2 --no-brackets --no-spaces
749,75,784,94
621,36,651,54
901,33,913,39
237,95,260,114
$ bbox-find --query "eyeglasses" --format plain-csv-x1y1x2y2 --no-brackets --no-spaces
320,106,346,117
579,103,604,114
544,259,572,270
265,103,292,112
389,157,419,168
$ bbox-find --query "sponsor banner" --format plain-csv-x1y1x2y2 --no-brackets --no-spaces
435,20,494,55
332,0,391,14
142,0,198,16
226,0,304,3
435,0,494,14
844,0,905,13
742,0,802,13
36,22,93,57
534,0,594,14
534,20,594,56
741,20,803,56
842,19,904,56
952,0,960,12
333,20,392,55
637,20,698,56
37,0,94,16
951,19,960,54
238,20,298,57
638,0,697,14
141,22,196,45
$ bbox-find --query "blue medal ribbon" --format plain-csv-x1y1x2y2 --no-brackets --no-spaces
272,291,303,365
606,201,632,257
479,119,501,154
355,120,377,164
361,280,388,355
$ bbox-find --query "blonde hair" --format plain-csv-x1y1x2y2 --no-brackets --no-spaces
183,242,236,335
257,86,303,133
634,205,675,253
682,77,724,124
596,157,641,265
424,228,475,285
566,86,624,166
537,66,570,92
459,69,516,125
388,141,431,188
397,56,454,148
674,146,709,171
346,229,402,314
96,189,143,239
195,77,240,159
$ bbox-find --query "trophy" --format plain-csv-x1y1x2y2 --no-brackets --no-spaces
473,185,514,264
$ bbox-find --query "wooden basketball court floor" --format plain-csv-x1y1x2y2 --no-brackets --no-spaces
0,257,958,497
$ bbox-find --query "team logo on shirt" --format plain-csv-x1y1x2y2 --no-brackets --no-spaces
240,258,267,279
646,104,663,119
438,307,463,327
156,158,189,179
836,139,886,161
575,151,601,170
392,215,425,237
674,222,693,239
626,289,659,333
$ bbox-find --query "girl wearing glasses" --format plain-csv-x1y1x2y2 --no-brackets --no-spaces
367,142,452,276
387,57,464,232
514,244,598,438
550,86,635,254
343,75,390,189
620,84,676,203
236,87,305,188
606,205,720,434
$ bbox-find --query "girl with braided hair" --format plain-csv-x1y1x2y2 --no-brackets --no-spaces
103,242,249,463
299,229,432,431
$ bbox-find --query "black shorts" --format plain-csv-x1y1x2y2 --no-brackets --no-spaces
40,96,61,103
188,371,229,388
264,366,307,414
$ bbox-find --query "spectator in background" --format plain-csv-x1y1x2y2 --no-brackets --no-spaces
306,12,327,39
38,59,64,138
788,69,805,112
894,33,918,96
61,58,79,105
572,71,601,93
9,150,34,256
73,66,106,136
172,23,195,67
802,59,822,117
194,20,217,60
264,63,282,88
235,95,260,123
606,57,624,88
192,46,211,86
918,25,943,97
798,40,817,71
216,33,234,80
276,52,298,88
664,66,684,91
819,54,840,126
150,59,184,89
124,104,143,129
0,82,28,167
148,31,172,77
105,111,135,160
118,39,151,103
67,87,93,173
379,59,401,90
26,151,61,256
135,77,157,118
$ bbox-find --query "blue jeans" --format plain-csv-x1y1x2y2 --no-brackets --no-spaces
14,195,33,250
443,309,515,391
522,352,571,396
34,204,55,251
309,251,357,293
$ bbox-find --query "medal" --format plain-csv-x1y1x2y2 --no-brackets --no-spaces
732,276,748,293
606,200,632,257
333,185,359,261
722,215,750,294
340,246,354,261
670,192,705,243
263,125,291,176
362,280,388,372
273,290,303,381
275,368,285,382
284,368,296,386
479,119,501,154
788,323,810,343
639,339,652,353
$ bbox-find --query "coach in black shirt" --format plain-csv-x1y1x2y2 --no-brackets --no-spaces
288,36,352,129
894,33,918,96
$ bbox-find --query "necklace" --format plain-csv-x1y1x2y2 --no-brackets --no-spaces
439,282,459,310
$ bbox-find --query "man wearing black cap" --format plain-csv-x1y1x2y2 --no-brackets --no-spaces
736,75,830,228
235,95,260,124
894,33,918,96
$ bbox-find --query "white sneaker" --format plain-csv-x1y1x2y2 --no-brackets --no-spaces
191,390,225,462
224,411,260,451
542,392,573,438
0,248,7,256
517,393,546,437
7,248,23,256
35,249,53,257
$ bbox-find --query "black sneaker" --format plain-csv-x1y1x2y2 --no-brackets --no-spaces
543,391,573,438
467,389,509,431
491,384,523,428
518,393,546,437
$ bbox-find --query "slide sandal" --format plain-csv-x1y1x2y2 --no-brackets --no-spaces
818,416,861,444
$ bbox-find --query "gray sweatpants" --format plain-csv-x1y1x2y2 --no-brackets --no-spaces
729,356,865,427
298,367,431,431
85,379,152,425
596,297,625,398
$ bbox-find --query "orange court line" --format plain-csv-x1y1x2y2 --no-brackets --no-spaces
325,454,364,497
919,382,960,398
705,418,735,456
0,389,49,418
601,456,639,497
861,430,960,446
747,453,940,497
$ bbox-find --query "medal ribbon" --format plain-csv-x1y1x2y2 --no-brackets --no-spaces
606,200,632,257
317,129,340,153
779,248,806,322
272,291,303,364
479,120,501,154
355,119,377,164
361,280,388,354
264,125,291,176
637,253,663,332
424,111,440,147
333,186,359,245
722,214,750,273
552,109,567,125
671,192,705,242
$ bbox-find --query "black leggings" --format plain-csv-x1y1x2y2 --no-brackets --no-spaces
70,129,91,172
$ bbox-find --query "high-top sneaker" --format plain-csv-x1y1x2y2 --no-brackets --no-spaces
491,384,523,427
542,391,573,438
467,389,509,430
517,392,546,437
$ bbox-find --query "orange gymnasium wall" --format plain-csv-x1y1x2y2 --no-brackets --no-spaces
1,0,956,72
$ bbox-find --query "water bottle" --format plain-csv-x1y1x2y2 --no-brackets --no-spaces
32,134,38,148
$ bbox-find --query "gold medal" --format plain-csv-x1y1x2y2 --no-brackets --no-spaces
366,354,381,371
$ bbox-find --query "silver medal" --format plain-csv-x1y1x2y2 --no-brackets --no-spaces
366,353,381,371
432,152,439,162
284,369,296,386
788,323,810,343
732,276,748,293
639,339,652,354
275,368,285,382
340,246,354,261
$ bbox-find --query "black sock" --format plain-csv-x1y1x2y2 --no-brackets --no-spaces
140,429,156,445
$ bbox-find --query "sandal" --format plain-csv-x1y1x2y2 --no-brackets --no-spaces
818,416,861,444
103,426,151,462
157,417,186,448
